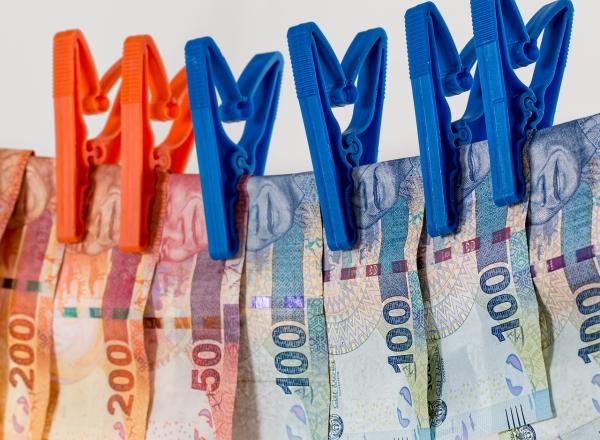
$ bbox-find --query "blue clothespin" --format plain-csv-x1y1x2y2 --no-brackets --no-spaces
454,0,572,147
526,0,573,129
287,22,387,251
185,38,283,260
405,3,474,236
452,0,537,146
469,0,573,206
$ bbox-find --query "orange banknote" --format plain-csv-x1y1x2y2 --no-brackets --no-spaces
44,165,165,440
144,174,248,440
0,156,65,440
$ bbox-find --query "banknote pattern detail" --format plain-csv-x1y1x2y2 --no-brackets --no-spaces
324,158,430,439
497,114,600,439
233,172,329,439
1,157,65,440
44,166,163,440
419,139,551,439
144,174,248,440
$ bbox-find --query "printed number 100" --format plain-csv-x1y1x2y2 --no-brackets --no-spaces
273,324,310,394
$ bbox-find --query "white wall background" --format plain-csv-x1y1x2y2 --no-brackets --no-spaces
0,0,597,175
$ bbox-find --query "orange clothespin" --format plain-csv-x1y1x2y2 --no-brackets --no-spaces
53,29,122,243
120,36,194,252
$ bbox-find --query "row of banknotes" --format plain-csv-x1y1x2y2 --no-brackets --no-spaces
0,113,599,440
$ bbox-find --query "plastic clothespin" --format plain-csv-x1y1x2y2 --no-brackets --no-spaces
287,22,387,251
120,35,193,252
453,0,572,146
54,29,122,243
525,0,573,129
185,37,284,260
158,68,195,171
469,0,573,206
452,0,537,146
405,3,474,236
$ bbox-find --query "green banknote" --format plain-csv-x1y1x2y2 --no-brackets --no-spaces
486,115,600,440
419,139,551,439
324,158,430,439
232,172,329,439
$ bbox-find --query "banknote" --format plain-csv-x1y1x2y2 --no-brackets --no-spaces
0,148,33,435
144,174,248,440
0,149,32,240
418,138,551,439
0,157,64,440
44,165,164,440
232,172,329,440
482,115,600,440
323,158,429,439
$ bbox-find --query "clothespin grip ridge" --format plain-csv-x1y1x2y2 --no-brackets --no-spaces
452,0,537,146
468,0,573,206
405,3,473,236
120,35,183,252
453,0,572,147
54,29,122,243
185,37,284,260
287,22,387,250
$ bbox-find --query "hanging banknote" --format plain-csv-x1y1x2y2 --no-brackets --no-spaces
323,158,430,439
233,172,329,440
419,139,551,439
0,149,31,240
0,148,32,433
144,174,248,440
0,156,64,440
44,166,165,440
479,115,600,440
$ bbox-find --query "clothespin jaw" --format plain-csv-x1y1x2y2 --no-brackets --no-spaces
287,22,387,250
185,37,284,260
155,68,195,173
526,0,573,129
405,3,473,236
88,60,123,165
120,35,180,253
53,30,120,243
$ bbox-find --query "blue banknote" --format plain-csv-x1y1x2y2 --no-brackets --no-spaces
419,137,551,439
323,158,430,439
